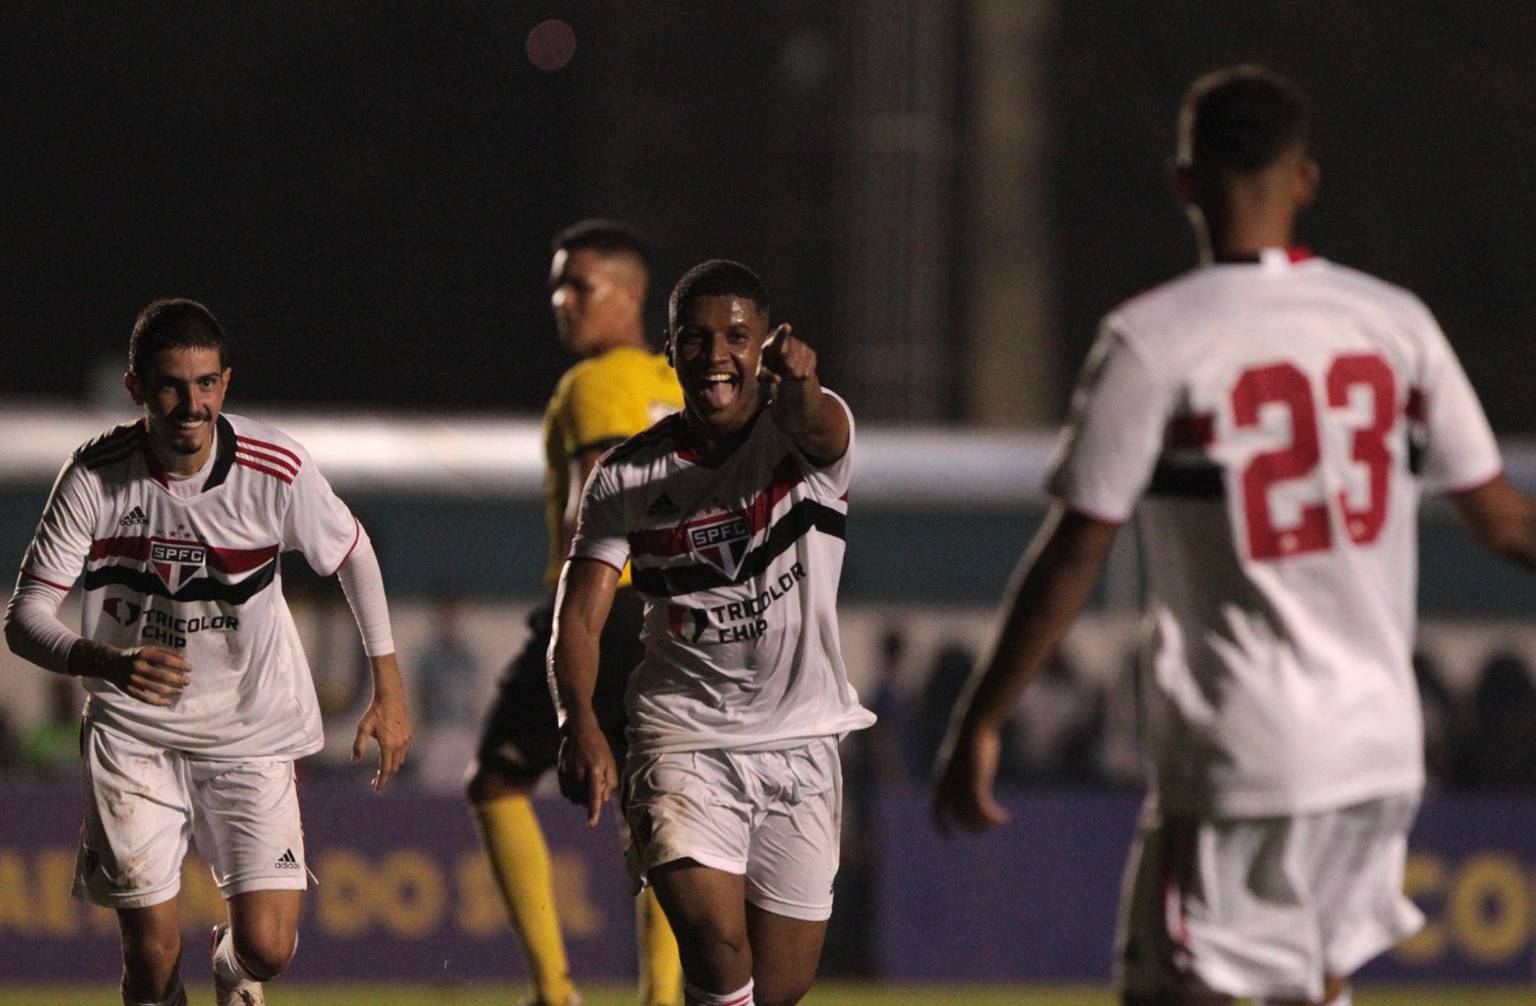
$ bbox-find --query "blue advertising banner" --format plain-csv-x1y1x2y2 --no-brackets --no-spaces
872,787,1536,986
0,782,638,983
7,781,1536,987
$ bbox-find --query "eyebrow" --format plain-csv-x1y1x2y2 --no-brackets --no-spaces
156,371,223,383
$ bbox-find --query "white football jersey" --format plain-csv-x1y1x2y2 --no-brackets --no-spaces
1048,250,1502,816
19,413,361,759
570,390,875,755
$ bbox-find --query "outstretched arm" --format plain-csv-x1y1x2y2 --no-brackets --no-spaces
550,556,621,826
336,532,412,791
1451,474,1536,570
932,504,1119,833
757,324,850,465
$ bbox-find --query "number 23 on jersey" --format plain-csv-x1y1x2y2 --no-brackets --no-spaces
1230,352,1398,562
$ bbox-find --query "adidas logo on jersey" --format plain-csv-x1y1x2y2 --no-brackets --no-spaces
118,505,149,527
646,493,680,517
274,849,300,870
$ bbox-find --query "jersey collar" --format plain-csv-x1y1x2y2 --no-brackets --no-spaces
203,416,238,490
1211,246,1314,267
142,415,237,492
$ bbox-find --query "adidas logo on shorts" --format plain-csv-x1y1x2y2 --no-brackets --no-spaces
118,505,149,527
274,848,300,870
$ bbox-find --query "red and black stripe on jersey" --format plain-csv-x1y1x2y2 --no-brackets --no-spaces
603,413,686,467
235,434,302,484
1147,410,1224,499
81,536,280,604
626,455,846,598
79,422,146,470
81,417,247,493
631,499,845,597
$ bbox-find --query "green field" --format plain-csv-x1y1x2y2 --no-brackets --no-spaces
3,982,1531,1005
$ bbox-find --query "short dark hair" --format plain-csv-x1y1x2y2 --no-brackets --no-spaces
128,298,226,377
552,218,649,271
668,259,769,329
1178,65,1309,179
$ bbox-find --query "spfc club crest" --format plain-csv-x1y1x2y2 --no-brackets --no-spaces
685,511,752,579
150,538,207,592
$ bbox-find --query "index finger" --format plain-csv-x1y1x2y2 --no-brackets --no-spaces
586,771,609,827
375,748,397,791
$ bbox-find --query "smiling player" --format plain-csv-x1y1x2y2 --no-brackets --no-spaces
551,259,874,1006
3,298,412,1006
465,220,686,1006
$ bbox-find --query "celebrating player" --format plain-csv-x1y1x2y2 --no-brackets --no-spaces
552,259,874,1006
932,65,1536,1006
465,220,684,1006
3,298,412,1006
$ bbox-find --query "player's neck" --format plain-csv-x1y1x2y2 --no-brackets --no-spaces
1201,215,1296,264
585,327,648,357
1199,183,1299,263
682,400,762,461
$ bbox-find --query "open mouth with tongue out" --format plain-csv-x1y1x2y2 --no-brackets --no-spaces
697,368,742,411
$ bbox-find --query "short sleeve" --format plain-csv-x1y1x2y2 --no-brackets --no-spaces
788,389,854,500
282,450,361,576
568,464,631,574
564,363,654,454
1411,316,1502,495
1045,325,1171,523
20,458,98,590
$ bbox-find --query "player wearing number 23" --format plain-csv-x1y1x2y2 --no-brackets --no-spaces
933,66,1536,1006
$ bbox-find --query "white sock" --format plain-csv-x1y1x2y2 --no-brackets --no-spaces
122,974,187,1006
211,923,258,985
684,977,754,1006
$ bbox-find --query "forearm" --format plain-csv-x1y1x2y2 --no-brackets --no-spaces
336,530,396,656
773,380,848,463
547,558,620,726
367,652,406,698
4,575,81,674
549,623,602,727
1494,499,1536,569
954,506,1116,733
1452,476,1536,571
771,372,825,438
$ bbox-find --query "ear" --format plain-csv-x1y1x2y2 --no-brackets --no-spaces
124,371,146,406
664,332,675,367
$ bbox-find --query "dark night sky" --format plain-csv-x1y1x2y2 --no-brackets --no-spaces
4,3,1534,431
1044,3,1536,434
2,3,588,410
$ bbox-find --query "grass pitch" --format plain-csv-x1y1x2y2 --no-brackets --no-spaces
2,981,1530,1004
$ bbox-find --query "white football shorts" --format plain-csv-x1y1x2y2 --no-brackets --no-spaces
623,736,842,922
74,720,309,909
1115,791,1424,1002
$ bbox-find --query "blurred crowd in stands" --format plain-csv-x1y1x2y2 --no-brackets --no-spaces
5,620,1535,793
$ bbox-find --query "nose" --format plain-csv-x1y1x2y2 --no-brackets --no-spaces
709,332,733,362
